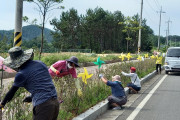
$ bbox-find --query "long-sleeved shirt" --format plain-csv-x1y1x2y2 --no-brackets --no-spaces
107,81,126,97
121,71,141,87
2,60,57,107
48,60,77,78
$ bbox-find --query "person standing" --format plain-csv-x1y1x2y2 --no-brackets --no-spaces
0,47,59,120
155,53,163,74
99,74,127,110
121,67,141,94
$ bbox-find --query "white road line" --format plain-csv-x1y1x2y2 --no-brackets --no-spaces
126,75,167,120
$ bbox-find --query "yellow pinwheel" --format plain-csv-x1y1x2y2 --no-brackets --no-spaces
119,53,126,61
150,55,156,59
77,67,93,84
126,53,133,61
144,53,149,58
137,55,142,61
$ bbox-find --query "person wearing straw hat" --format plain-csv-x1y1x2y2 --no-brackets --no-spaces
49,56,80,78
0,47,59,120
99,74,127,110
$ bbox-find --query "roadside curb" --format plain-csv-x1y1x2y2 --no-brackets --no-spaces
73,70,157,120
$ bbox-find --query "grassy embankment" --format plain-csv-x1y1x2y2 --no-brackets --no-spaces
2,52,158,120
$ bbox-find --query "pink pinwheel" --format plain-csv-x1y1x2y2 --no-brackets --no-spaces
0,56,16,73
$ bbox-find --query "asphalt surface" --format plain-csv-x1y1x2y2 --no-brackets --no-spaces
116,71,180,120
133,72,180,120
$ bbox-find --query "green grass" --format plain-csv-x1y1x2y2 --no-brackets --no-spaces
2,58,159,120
35,52,143,66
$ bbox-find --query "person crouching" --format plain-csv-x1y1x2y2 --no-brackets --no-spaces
121,67,141,94
99,74,127,110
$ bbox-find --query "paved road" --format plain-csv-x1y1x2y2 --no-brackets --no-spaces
97,71,180,120
131,72,180,120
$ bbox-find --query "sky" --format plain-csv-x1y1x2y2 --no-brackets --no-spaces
0,0,180,37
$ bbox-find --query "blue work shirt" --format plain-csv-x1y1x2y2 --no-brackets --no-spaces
13,60,57,107
107,81,125,97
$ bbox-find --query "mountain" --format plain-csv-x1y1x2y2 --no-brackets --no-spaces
0,25,53,42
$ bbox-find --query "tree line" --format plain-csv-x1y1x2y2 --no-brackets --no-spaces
50,7,154,53
1,7,180,54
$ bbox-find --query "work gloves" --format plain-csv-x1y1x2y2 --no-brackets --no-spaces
99,74,104,79
56,70,60,75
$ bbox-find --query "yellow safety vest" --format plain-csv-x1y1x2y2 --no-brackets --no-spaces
156,56,163,64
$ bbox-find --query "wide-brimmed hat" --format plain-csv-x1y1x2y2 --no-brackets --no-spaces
112,75,121,81
67,56,80,67
3,47,33,69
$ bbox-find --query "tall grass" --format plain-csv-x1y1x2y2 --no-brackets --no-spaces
35,52,139,66
2,59,157,120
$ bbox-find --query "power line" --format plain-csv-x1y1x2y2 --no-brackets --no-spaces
143,8,159,26
153,0,161,10
144,0,159,17
146,0,158,13
155,0,161,8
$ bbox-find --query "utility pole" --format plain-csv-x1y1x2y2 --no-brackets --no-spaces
157,6,165,51
165,30,168,47
166,18,172,47
14,0,23,47
138,0,143,54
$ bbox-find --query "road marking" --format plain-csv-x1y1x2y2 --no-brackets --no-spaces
126,75,167,120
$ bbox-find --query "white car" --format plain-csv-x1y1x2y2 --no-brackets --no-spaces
164,47,180,74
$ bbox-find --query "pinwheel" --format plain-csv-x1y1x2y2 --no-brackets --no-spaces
144,53,149,58
150,55,156,59
137,55,142,61
126,53,133,61
93,57,105,69
119,53,126,61
77,67,93,84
